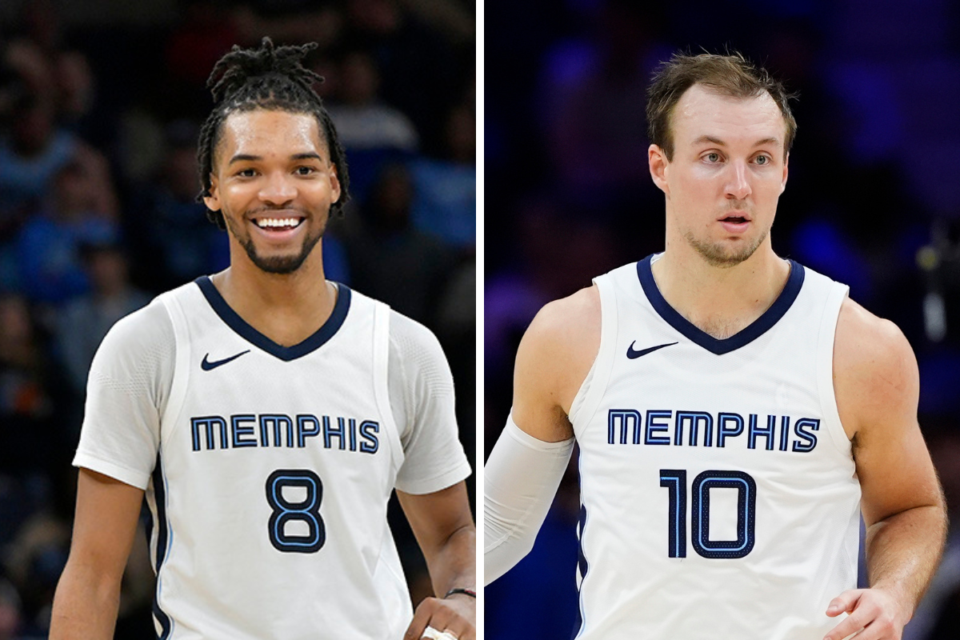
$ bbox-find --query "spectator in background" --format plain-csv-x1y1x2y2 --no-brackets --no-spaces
542,1,661,202
327,50,419,152
0,44,26,121
14,148,118,309
3,509,69,637
344,163,453,326
56,241,149,396
409,103,476,248
161,0,244,116
128,120,229,291
484,195,620,392
163,0,342,117
4,496,154,639
0,95,77,218
9,0,95,125
397,0,475,46
326,50,419,203
343,0,469,152
0,2,98,217
0,293,69,481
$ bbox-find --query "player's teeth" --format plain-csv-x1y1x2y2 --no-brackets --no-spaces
257,218,299,228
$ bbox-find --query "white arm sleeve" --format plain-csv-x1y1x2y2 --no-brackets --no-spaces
388,310,472,495
484,414,574,585
72,300,173,490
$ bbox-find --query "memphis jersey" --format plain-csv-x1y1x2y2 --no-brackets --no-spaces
74,278,467,639
568,255,861,639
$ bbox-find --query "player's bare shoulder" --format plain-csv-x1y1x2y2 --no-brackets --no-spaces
833,296,920,442
512,285,601,440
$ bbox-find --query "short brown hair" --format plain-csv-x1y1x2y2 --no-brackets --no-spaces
646,51,797,160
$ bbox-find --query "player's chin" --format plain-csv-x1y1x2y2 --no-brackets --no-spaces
250,250,310,274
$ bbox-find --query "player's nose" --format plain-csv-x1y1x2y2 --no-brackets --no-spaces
259,171,297,204
725,160,752,200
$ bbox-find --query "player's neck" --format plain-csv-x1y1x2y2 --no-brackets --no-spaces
211,246,338,347
651,243,791,340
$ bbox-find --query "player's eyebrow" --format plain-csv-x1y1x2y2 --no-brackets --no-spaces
228,153,261,165
291,152,323,161
752,137,781,148
228,152,324,164
692,135,726,147
692,135,781,148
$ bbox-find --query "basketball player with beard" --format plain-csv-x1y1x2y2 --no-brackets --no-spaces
50,39,475,640
485,52,945,640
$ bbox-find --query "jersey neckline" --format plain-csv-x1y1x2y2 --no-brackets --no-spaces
195,276,352,361
635,255,805,355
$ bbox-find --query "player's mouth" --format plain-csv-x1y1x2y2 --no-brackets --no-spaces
249,214,307,240
253,217,305,230
718,211,751,234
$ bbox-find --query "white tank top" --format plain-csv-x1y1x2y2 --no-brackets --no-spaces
148,278,410,639
568,255,861,640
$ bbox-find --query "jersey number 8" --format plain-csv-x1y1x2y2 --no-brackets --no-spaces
266,469,326,553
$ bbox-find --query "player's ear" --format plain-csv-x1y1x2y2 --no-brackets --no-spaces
204,175,221,212
649,144,670,196
328,164,341,204
781,151,789,193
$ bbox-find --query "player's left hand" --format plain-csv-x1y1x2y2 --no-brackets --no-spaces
823,588,908,640
403,593,476,640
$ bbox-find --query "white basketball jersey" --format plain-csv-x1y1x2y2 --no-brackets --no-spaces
568,256,861,639
147,278,410,639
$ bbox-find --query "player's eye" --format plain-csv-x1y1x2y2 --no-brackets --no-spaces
236,168,257,178
704,152,721,163
295,166,316,176
755,155,770,165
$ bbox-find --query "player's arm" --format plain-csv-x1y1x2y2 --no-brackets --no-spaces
824,299,948,640
483,286,600,583
386,312,475,640
50,468,145,639
511,286,601,442
50,303,168,638
398,482,476,640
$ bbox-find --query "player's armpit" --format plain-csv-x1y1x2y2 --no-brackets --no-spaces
397,483,476,639
512,285,601,442
50,468,145,640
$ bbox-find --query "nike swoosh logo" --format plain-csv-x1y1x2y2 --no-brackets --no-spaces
201,350,251,371
626,341,678,359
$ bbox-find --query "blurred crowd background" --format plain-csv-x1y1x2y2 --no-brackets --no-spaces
485,0,960,638
0,0,475,637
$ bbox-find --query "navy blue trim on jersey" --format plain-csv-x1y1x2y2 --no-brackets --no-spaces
195,277,352,362
152,454,172,639
571,500,588,639
636,255,805,355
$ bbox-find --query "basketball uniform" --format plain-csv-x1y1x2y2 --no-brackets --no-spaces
74,278,471,639
567,254,860,639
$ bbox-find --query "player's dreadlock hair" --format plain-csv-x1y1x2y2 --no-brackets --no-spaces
196,37,350,229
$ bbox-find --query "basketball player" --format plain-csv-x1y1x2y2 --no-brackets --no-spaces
485,52,946,640
49,39,475,640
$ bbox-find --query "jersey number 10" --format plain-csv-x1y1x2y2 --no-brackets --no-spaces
659,469,756,559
